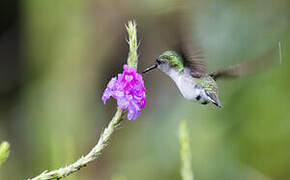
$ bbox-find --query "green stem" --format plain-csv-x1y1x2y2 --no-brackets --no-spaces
179,121,194,180
28,20,139,180
28,108,123,180
126,20,138,68
0,141,10,167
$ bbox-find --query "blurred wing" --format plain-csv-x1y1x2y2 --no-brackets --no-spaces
175,40,207,78
210,46,279,80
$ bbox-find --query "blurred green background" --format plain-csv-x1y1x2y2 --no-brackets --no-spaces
0,0,290,179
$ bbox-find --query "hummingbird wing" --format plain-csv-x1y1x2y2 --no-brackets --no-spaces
210,46,280,80
175,40,207,78
171,22,208,78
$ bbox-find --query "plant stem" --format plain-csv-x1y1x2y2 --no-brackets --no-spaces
28,20,139,180
0,141,10,167
179,121,194,180
28,108,123,180
126,20,138,68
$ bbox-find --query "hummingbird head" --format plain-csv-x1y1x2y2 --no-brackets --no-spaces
143,51,184,74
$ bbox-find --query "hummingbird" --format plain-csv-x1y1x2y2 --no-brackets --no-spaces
143,42,279,108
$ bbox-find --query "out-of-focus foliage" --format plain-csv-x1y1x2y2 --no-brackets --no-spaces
0,0,289,179
179,121,194,180
0,141,10,167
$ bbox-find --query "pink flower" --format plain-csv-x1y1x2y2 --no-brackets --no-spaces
102,64,146,120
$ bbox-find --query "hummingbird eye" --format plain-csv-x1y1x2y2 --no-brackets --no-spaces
156,58,163,64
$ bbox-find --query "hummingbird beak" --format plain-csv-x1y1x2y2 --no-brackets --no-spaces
142,64,158,74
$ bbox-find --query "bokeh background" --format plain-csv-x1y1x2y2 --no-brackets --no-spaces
0,0,290,179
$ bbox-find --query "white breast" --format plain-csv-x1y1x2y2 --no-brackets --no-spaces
164,68,200,100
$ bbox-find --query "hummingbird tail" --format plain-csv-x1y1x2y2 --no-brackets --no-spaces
205,91,222,108
212,101,222,108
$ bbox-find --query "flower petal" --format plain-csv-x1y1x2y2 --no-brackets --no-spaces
127,109,141,120
102,64,146,120
102,89,111,104
117,97,130,109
